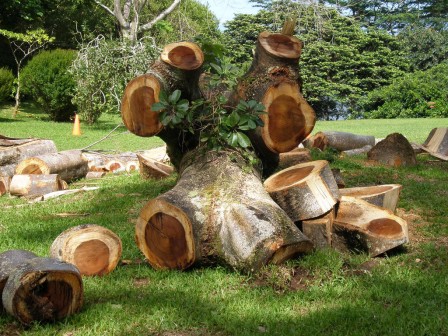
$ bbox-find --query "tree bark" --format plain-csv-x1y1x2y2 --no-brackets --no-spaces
339,184,402,212
135,150,313,273
368,133,417,167
9,174,66,197
2,257,83,325
300,209,335,250
50,224,122,276
264,160,340,221
332,196,409,257
304,131,375,152
15,150,88,182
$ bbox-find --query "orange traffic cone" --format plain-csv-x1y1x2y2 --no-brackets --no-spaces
72,114,81,136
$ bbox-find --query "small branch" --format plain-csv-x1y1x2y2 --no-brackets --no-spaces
80,124,124,151
94,0,115,17
139,0,181,32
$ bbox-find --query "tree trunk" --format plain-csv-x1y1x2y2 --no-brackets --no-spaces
137,153,173,179
0,250,37,310
135,150,313,273
304,131,375,152
9,174,66,197
332,196,409,257
339,184,402,212
0,137,57,177
2,257,83,325
264,160,340,221
15,150,88,182
50,224,122,276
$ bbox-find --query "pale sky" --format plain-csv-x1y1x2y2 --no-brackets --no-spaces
196,0,260,28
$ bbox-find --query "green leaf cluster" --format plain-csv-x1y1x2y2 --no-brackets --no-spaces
0,67,14,103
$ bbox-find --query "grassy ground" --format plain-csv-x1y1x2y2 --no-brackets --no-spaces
1,103,447,335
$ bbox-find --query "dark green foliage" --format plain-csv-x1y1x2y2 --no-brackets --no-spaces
361,62,448,118
0,67,14,102
21,49,76,121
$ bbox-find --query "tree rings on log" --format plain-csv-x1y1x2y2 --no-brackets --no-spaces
0,250,37,310
339,184,402,212
261,82,315,153
9,174,66,197
332,196,409,257
121,74,163,137
15,150,88,182
50,224,122,276
419,127,448,161
264,160,340,221
2,257,83,325
160,42,204,70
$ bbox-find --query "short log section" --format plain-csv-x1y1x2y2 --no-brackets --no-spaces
15,150,88,182
9,174,66,197
2,257,83,325
264,160,340,221
137,153,174,179
332,196,409,256
300,209,335,249
339,184,402,212
50,224,122,276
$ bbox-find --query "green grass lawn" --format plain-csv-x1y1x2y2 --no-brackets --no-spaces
1,103,447,335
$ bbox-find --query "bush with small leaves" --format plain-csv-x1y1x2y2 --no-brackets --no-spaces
21,49,77,121
0,67,14,103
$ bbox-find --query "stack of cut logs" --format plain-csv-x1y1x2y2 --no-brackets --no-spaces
121,31,410,274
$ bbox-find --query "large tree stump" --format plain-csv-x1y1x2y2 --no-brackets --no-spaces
50,224,122,276
367,133,417,167
136,150,313,273
263,160,340,221
332,196,409,256
2,257,83,325
9,174,66,197
339,184,402,212
15,150,88,182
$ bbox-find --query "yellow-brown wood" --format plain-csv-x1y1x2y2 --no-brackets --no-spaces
160,42,204,70
9,174,65,197
339,184,402,212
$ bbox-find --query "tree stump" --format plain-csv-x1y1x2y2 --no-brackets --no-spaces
367,133,417,167
2,257,83,325
9,174,66,197
339,184,402,212
50,224,122,276
264,160,340,221
332,196,409,256
15,150,88,182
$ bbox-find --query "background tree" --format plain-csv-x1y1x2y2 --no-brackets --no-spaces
0,29,54,116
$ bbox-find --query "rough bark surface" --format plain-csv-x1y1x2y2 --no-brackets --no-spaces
304,131,375,152
300,209,335,249
15,150,88,182
50,224,122,276
136,150,313,273
2,257,83,325
368,133,417,167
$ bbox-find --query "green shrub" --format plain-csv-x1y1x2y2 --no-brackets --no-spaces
70,36,158,124
361,62,448,118
21,49,76,121
0,67,14,103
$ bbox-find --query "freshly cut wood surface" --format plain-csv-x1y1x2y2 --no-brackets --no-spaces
2,257,83,325
137,153,174,179
301,209,335,249
339,184,402,212
0,250,37,309
15,150,88,182
9,174,65,197
50,224,122,276
136,150,312,273
264,160,340,221
160,41,204,70
332,196,409,257
419,127,448,160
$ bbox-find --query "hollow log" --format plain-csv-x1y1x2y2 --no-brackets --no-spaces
339,184,402,212
9,174,66,197
300,209,335,249
50,224,122,276
419,127,448,161
0,250,37,310
137,153,174,179
367,133,417,167
2,257,83,325
264,160,340,221
0,137,57,176
332,196,409,256
0,175,11,196
278,148,311,169
15,150,88,182
135,150,313,273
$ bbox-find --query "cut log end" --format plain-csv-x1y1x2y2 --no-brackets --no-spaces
259,31,302,59
262,82,315,153
121,74,163,137
161,42,204,70
136,199,195,270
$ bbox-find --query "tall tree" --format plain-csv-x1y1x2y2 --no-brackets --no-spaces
93,0,182,42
